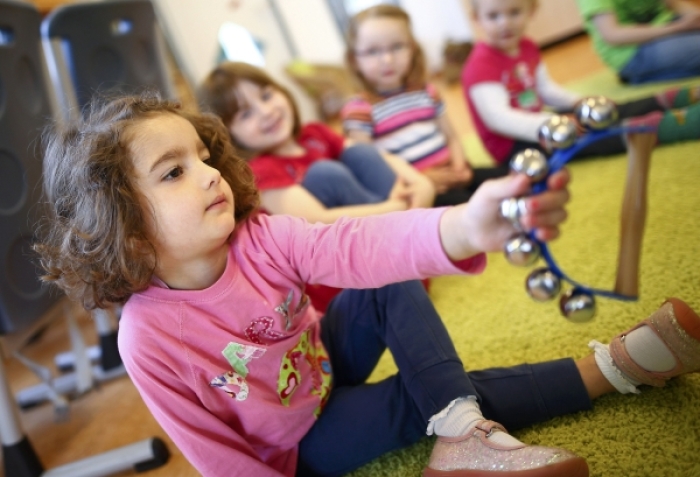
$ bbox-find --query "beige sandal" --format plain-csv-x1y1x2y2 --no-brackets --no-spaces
609,297,700,387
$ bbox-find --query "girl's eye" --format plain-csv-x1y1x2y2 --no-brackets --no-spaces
261,87,274,101
202,156,213,166
238,108,252,121
164,165,183,181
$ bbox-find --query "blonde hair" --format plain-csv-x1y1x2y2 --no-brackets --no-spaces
469,0,538,15
345,5,427,94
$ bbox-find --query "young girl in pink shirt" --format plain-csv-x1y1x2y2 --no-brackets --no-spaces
35,93,700,477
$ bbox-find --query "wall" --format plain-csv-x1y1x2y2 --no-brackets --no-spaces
153,0,476,121
152,0,321,121
153,0,584,121
401,0,473,72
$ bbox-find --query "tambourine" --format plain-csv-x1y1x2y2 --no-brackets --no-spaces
501,96,656,322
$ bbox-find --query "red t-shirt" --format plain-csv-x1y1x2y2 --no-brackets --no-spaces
248,122,345,191
461,39,544,163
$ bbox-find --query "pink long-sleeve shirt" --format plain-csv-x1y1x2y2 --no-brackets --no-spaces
118,209,486,476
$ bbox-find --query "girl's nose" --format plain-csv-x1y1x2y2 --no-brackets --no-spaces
202,162,222,188
257,99,274,117
380,50,395,62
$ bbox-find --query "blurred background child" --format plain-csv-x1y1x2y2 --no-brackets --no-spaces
198,61,435,224
463,0,700,166
342,5,508,206
576,0,700,84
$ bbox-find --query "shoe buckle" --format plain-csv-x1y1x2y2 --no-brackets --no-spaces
474,422,495,438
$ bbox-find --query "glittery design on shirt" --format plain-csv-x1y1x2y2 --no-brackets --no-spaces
210,342,266,401
245,316,286,344
210,371,249,401
277,329,332,416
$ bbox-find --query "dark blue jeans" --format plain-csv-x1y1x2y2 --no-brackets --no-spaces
297,282,592,477
619,30,700,84
301,143,396,207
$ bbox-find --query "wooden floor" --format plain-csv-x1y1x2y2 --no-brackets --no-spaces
0,34,607,477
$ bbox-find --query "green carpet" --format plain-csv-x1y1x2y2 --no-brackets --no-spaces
349,73,700,477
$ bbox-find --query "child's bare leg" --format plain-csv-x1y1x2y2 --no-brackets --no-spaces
575,354,616,399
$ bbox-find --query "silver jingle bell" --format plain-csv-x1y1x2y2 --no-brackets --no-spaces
509,148,549,182
559,289,596,322
525,267,561,302
538,115,578,151
504,234,540,267
574,96,619,130
499,197,528,231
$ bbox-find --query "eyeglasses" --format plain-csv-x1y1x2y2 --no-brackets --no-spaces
354,42,411,60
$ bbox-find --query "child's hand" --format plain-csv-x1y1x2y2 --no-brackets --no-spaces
676,10,700,32
388,178,412,205
404,176,436,209
451,160,474,186
423,164,471,193
439,170,570,261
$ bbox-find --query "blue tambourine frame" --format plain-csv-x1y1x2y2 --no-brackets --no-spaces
529,125,655,301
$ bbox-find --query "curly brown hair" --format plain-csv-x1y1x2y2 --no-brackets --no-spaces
197,61,301,154
344,4,427,95
34,92,259,310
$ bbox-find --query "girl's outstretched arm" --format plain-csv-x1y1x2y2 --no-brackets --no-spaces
439,170,571,261
260,184,407,224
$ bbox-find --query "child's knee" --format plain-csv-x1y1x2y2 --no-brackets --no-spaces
305,160,354,183
340,143,383,168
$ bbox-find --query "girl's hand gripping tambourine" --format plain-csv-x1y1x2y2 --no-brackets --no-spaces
501,96,656,322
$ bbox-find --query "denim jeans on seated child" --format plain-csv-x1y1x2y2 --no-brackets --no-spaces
296,281,592,477
301,143,396,207
619,30,700,84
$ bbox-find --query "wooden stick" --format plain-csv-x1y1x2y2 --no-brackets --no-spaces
614,132,655,297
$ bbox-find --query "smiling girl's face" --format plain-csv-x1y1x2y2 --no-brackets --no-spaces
227,79,297,155
127,113,235,279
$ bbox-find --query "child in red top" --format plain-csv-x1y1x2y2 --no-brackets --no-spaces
198,61,435,223
462,0,700,165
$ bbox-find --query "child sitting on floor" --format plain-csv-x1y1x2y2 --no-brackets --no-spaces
34,92,700,477
198,62,434,310
341,5,510,206
198,61,435,223
462,0,700,167
576,0,700,84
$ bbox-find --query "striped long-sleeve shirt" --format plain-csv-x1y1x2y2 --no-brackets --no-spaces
341,84,450,170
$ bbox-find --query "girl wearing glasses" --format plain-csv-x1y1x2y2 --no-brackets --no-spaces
343,5,509,206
